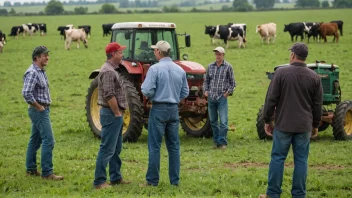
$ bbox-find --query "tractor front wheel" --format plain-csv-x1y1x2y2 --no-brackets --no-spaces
181,114,212,138
256,105,272,140
85,74,144,142
332,100,352,140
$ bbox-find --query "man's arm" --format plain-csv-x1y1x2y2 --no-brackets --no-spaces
203,66,210,97
227,65,236,95
312,78,323,128
263,69,281,124
102,72,121,117
141,67,157,98
22,71,37,105
180,72,189,99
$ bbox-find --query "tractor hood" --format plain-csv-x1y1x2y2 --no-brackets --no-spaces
174,61,206,74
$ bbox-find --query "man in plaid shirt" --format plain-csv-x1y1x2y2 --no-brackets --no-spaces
93,42,131,189
22,46,63,180
203,46,236,149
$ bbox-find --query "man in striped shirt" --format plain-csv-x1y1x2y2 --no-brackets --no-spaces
203,46,236,149
22,46,63,180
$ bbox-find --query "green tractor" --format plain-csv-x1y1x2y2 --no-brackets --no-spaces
256,61,352,140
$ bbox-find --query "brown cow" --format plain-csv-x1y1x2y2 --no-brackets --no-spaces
319,23,339,43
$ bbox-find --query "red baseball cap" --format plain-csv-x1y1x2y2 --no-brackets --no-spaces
105,42,126,54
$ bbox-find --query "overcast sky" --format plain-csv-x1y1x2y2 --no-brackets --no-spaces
0,0,97,6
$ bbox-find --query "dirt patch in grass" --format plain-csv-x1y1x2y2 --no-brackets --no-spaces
224,162,347,170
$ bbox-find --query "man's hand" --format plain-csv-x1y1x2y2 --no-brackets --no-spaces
264,122,274,136
114,110,122,117
311,128,318,139
36,105,45,112
204,91,208,98
223,92,229,98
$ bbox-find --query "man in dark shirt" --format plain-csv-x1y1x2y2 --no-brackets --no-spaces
93,42,131,189
260,43,323,198
22,46,64,180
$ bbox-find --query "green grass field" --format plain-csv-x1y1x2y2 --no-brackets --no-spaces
1,9,352,197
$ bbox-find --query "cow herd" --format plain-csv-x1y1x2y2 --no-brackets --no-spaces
205,20,343,49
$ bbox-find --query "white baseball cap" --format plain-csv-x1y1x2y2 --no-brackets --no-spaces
213,46,225,54
150,40,171,52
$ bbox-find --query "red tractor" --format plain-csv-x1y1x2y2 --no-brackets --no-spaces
85,22,212,142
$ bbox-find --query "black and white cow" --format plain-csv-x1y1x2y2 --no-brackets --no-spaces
9,26,24,39
102,23,114,37
33,23,47,36
57,25,74,40
78,25,91,38
227,23,247,38
0,30,6,45
330,20,343,36
303,22,321,43
205,25,245,48
284,22,305,42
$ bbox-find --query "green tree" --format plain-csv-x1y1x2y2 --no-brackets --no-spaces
119,0,129,8
100,3,117,13
0,9,8,16
74,6,88,14
232,0,253,11
322,1,330,8
9,8,16,15
254,0,275,9
295,0,320,8
45,0,64,15
3,1,11,7
333,0,352,7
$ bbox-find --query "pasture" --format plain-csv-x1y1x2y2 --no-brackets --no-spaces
1,9,352,197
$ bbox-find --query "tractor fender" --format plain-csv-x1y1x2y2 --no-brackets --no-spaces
88,60,143,79
175,61,206,74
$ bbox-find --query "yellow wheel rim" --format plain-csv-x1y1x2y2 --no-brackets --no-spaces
344,109,352,135
183,116,207,131
123,108,130,135
90,88,102,131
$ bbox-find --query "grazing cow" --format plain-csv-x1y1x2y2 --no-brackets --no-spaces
330,20,343,36
284,23,305,42
102,23,114,37
303,22,321,43
57,24,74,40
0,30,6,45
33,23,47,36
228,23,247,37
9,26,24,39
320,23,339,43
64,28,88,50
205,25,220,45
215,25,245,48
256,23,276,44
78,25,91,38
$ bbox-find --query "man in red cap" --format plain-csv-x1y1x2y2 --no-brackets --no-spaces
93,42,131,189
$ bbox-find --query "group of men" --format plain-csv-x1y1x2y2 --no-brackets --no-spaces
22,40,322,198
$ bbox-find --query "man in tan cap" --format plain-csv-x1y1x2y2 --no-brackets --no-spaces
141,40,189,186
203,46,236,150
260,42,323,198
93,42,131,189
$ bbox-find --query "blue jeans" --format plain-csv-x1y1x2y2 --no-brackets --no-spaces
208,96,228,146
94,107,123,186
146,103,180,186
26,106,55,177
266,129,310,198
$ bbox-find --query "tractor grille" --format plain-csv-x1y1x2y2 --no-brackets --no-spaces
321,78,330,93
186,74,204,80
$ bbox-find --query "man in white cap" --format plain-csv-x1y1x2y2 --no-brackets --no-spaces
141,40,189,186
203,46,236,149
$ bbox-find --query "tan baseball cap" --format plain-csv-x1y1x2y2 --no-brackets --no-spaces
213,46,225,54
150,40,171,52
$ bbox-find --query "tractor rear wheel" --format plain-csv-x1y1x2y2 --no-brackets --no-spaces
181,114,212,138
85,74,144,142
332,100,352,140
256,105,272,140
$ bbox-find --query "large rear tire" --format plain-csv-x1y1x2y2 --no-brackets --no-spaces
332,100,352,140
181,114,212,138
85,73,144,142
256,105,272,140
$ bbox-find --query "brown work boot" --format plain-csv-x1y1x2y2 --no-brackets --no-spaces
95,182,111,190
110,178,131,185
218,145,227,150
42,174,64,180
26,170,40,176
139,182,153,187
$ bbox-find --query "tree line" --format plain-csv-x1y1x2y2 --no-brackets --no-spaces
0,0,351,16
